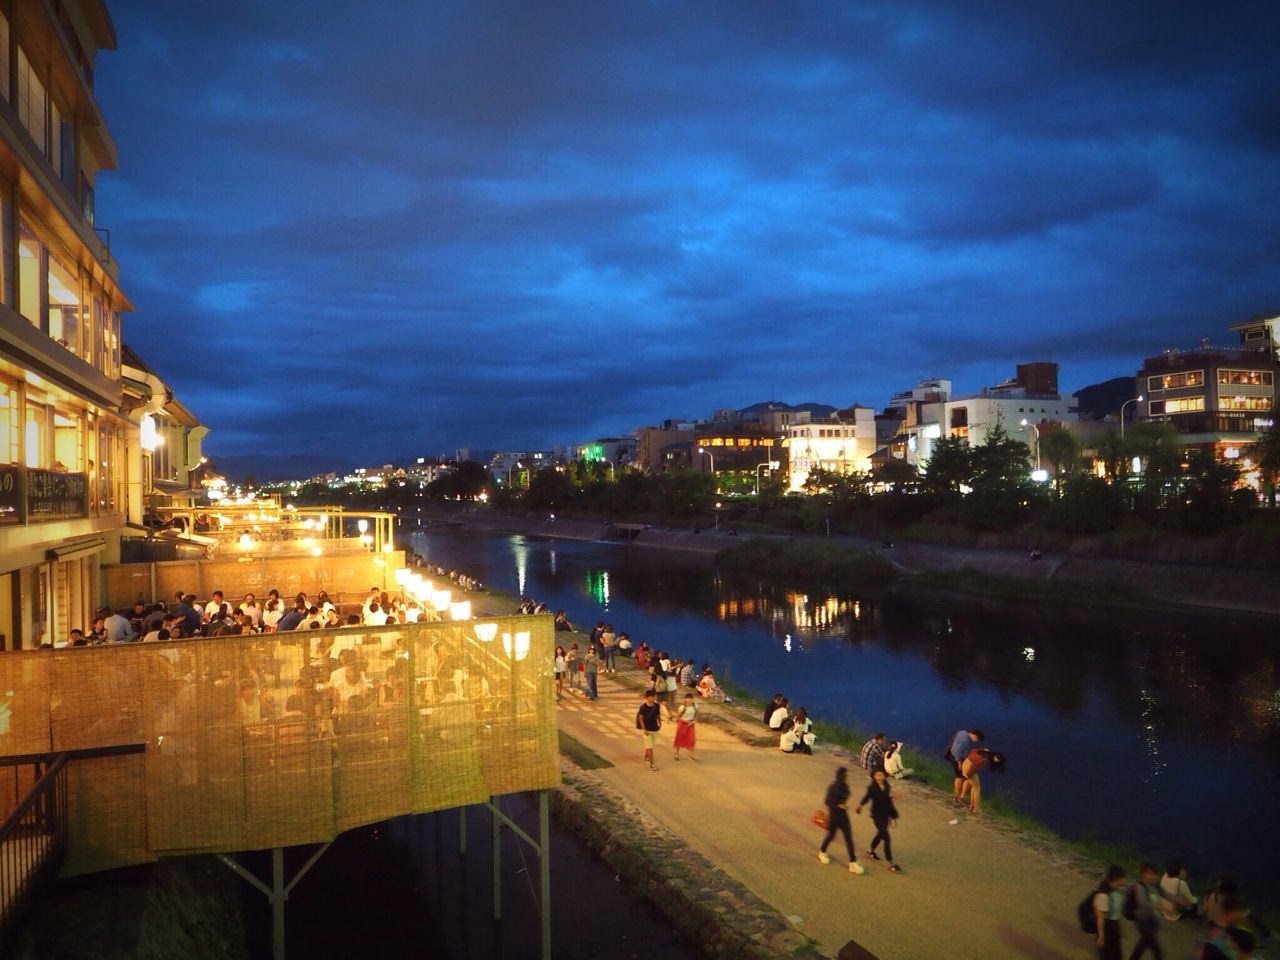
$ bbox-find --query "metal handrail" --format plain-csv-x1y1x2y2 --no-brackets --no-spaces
0,752,71,950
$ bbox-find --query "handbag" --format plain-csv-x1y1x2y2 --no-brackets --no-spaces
811,808,828,829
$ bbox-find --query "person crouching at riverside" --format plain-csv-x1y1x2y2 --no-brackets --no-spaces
817,767,864,874
636,690,662,771
945,727,984,803
958,747,1006,814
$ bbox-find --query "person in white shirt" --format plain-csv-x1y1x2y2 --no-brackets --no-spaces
360,587,381,618
240,594,261,628
768,698,790,730
884,741,913,779
1158,863,1197,921
329,661,372,713
204,591,227,618
364,602,389,627
261,599,282,632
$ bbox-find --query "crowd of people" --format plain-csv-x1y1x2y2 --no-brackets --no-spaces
1087,864,1270,960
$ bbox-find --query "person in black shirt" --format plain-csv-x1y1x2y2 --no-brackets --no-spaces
636,690,663,771
856,768,901,871
817,767,865,874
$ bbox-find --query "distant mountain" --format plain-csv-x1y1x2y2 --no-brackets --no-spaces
207,453,356,484
737,400,838,417
1074,376,1137,421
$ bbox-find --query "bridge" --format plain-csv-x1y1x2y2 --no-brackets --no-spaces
0,614,557,956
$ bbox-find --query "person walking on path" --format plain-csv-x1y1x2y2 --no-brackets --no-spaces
817,767,865,875
636,689,663,770
1094,865,1127,960
583,645,599,700
856,768,901,872
945,728,984,803
1126,863,1166,960
565,643,581,693
673,693,698,761
599,624,617,673
553,645,566,701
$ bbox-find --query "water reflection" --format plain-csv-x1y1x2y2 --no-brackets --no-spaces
412,529,1280,910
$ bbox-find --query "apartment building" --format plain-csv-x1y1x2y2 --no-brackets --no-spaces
0,0,131,648
1137,320,1278,460
944,363,1077,460
785,406,876,491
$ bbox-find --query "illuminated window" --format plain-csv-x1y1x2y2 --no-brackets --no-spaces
0,14,9,101
18,220,41,327
24,398,48,469
53,410,83,471
1163,397,1205,414
48,253,80,355
1147,370,1204,391
1219,396,1271,411
0,380,17,465
1218,369,1273,386
16,46,46,155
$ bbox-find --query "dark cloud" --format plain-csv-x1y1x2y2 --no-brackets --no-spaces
96,0,1280,463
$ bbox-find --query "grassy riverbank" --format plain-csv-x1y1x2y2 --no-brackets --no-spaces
716,539,897,588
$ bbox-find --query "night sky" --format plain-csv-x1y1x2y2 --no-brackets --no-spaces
96,2,1280,466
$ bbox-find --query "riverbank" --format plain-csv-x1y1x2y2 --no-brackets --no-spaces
412,509,1280,616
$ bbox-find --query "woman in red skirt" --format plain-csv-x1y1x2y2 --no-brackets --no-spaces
673,693,698,760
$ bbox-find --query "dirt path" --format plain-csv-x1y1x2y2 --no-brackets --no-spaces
550,669,1205,960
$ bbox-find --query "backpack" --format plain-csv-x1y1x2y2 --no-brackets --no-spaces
1077,888,1102,935
1121,886,1138,922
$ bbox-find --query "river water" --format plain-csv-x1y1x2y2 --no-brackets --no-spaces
411,527,1280,913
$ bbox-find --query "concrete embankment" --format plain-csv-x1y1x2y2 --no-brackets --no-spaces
415,510,1280,615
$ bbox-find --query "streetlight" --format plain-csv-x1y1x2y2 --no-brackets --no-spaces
714,500,722,531
1018,419,1041,470
599,458,615,481
697,447,714,474
507,461,523,487
1119,395,1144,440
755,460,781,496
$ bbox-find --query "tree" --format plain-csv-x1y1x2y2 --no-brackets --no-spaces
922,436,971,495
1125,422,1183,514
1249,405,1280,506
872,458,918,493
968,425,1031,491
1038,427,1081,493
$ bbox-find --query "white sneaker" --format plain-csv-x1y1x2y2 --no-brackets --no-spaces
817,851,830,865
849,861,865,875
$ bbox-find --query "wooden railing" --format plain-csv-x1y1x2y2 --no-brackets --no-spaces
0,754,68,950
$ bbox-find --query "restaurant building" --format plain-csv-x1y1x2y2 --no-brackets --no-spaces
0,0,131,648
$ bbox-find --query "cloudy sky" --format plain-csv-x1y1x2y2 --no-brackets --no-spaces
97,1,1280,464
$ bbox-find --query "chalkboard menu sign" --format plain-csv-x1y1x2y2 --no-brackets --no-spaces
0,465,18,524
26,469,88,519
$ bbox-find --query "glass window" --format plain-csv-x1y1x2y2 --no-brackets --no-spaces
0,381,17,465
1164,397,1206,414
0,13,9,101
18,220,42,327
0,191,9,308
50,102,62,177
90,296,104,368
17,47,47,155
48,252,80,355
24,398,49,469
1218,369,1273,386
1219,396,1271,412
1147,370,1205,391
110,312,121,376
53,410,82,471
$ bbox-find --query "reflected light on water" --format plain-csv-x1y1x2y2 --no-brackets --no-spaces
784,634,792,653
512,540,529,597
1138,688,1167,788
1023,646,1036,662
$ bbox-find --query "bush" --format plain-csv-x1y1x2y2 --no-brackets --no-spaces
1048,476,1126,534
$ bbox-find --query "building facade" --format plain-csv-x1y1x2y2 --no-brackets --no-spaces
0,0,132,649
1137,324,1278,460
944,363,1077,462
785,407,876,491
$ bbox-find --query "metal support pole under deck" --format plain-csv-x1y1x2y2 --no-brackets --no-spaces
491,795,502,921
538,789,551,960
272,848,285,960
459,806,467,855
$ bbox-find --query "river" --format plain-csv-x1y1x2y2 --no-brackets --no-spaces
411,526,1280,914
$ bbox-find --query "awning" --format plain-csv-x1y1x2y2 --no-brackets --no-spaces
46,538,108,562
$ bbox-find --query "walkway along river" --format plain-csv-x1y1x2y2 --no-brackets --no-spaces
411,526,1280,916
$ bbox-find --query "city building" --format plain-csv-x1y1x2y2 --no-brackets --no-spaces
489,450,554,486
687,424,785,476
785,406,876,491
944,364,1077,461
1137,322,1278,460
121,345,208,517
0,0,132,649
887,378,951,467
634,419,696,473
576,436,635,470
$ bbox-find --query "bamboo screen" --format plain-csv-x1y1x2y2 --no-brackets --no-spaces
0,615,558,876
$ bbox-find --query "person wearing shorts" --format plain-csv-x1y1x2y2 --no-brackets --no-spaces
636,690,662,771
